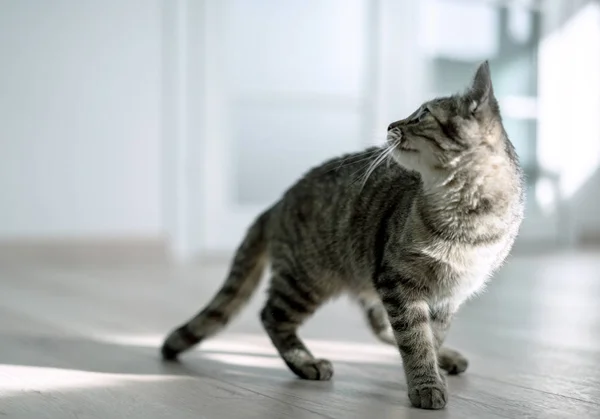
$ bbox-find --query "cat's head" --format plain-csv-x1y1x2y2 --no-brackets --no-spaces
387,61,506,183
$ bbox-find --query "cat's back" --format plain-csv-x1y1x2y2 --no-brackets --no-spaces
266,147,420,268
285,147,417,199
272,147,419,222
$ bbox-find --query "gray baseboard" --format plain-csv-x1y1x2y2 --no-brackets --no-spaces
1,235,595,269
577,231,600,249
0,237,169,267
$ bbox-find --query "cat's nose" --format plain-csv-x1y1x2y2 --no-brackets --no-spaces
388,121,401,131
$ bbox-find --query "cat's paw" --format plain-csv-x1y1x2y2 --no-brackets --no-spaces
287,358,334,381
408,380,448,410
438,347,469,375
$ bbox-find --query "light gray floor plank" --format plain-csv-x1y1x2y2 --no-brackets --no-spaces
1,252,600,418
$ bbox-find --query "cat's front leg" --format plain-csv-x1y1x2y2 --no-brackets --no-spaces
376,267,447,410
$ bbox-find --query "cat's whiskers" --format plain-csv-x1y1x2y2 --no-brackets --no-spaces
333,135,391,178
358,143,397,190
325,147,384,173
348,151,386,184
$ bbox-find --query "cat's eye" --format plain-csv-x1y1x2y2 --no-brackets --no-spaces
417,107,429,121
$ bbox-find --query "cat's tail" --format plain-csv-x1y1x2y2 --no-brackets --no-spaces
161,207,273,360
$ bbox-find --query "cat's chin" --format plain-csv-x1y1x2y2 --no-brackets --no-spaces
390,152,422,175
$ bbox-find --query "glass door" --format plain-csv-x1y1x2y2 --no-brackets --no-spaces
201,0,374,251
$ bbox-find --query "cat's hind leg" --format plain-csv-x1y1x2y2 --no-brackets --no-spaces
430,302,469,375
260,271,334,381
437,347,468,375
358,294,397,345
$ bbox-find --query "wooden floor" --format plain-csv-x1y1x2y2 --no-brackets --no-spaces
1,250,600,418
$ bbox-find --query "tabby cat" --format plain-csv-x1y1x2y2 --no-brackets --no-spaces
161,61,524,410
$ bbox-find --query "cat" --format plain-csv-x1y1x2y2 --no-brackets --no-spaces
160,61,525,410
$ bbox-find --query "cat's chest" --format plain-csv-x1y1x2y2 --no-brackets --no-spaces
420,240,507,299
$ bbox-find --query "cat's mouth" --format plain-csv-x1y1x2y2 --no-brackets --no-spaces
392,132,417,153
388,128,417,153
386,129,402,144
399,143,418,153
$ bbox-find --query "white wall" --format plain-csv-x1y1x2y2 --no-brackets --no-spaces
0,0,162,238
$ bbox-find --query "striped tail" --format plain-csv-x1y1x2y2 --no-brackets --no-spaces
161,208,272,360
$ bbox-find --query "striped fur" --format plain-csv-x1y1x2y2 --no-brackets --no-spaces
161,209,271,360
161,62,525,410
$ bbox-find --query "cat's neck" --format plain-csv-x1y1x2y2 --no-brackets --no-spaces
418,150,520,218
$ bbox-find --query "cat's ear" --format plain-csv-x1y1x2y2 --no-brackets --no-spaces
466,60,496,115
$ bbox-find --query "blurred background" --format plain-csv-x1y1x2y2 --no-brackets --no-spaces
1,0,599,260
2,1,600,417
